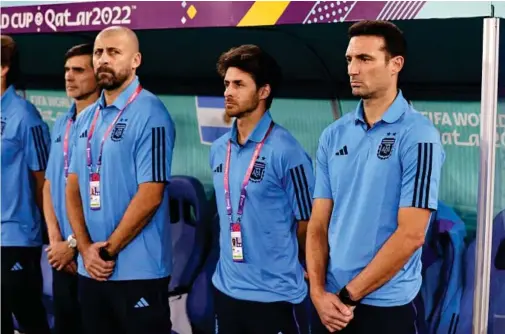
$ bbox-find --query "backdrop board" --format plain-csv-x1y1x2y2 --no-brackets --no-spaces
2,2,504,333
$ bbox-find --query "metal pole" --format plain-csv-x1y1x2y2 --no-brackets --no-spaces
473,17,500,334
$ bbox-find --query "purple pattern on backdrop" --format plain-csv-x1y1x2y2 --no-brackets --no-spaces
0,1,255,34
276,1,316,25
182,1,254,28
0,0,429,35
410,1,427,20
280,1,427,24
344,1,387,21
305,1,358,24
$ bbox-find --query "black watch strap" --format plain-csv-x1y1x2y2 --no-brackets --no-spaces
99,247,117,261
339,286,360,306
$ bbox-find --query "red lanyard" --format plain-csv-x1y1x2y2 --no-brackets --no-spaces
86,85,142,173
223,121,274,225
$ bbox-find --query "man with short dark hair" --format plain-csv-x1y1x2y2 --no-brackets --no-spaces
306,20,445,333
210,44,314,333
1,34,52,334
43,42,99,334
66,27,175,334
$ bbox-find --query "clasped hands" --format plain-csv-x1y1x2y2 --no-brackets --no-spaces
82,241,116,281
312,290,356,332
45,240,77,275
47,240,116,281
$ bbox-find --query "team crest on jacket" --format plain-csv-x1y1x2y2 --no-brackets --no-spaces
111,123,126,142
377,133,396,160
250,157,266,183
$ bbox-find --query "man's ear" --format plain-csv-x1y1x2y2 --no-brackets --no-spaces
258,84,271,101
390,55,404,76
132,52,142,71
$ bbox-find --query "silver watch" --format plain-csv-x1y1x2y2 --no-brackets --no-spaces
67,234,77,248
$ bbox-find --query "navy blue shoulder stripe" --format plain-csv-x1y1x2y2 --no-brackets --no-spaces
151,127,167,182
412,143,434,208
31,125,49,170
289,164,312,221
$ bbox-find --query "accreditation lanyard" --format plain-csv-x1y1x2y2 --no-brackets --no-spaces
86,85,142,174
223,121,274,262
62,117,74,181
86,85,142,211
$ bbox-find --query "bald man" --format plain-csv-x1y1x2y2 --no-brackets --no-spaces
66,26,176,334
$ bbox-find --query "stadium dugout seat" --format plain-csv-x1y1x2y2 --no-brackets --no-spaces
417,201,466,334
455,239,476,334
186,213,220,334
184,212,312,334
456,209,505,334
167,176,212,334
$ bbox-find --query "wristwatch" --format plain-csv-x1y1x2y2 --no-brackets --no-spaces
338,285,360,306
67,235,77,249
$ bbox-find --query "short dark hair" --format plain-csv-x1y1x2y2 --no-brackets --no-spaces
1,35,20,87
348,20,406,61
216,44,282,110
64,43,93,64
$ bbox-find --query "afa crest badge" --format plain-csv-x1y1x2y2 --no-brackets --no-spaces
111,123,126,142
250,160,266,183
377,133,396,160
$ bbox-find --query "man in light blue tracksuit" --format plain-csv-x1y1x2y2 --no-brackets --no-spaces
43,43,99,334
306,20,445,334
210,44,315,334
66,27,175,334
1,34,51,334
